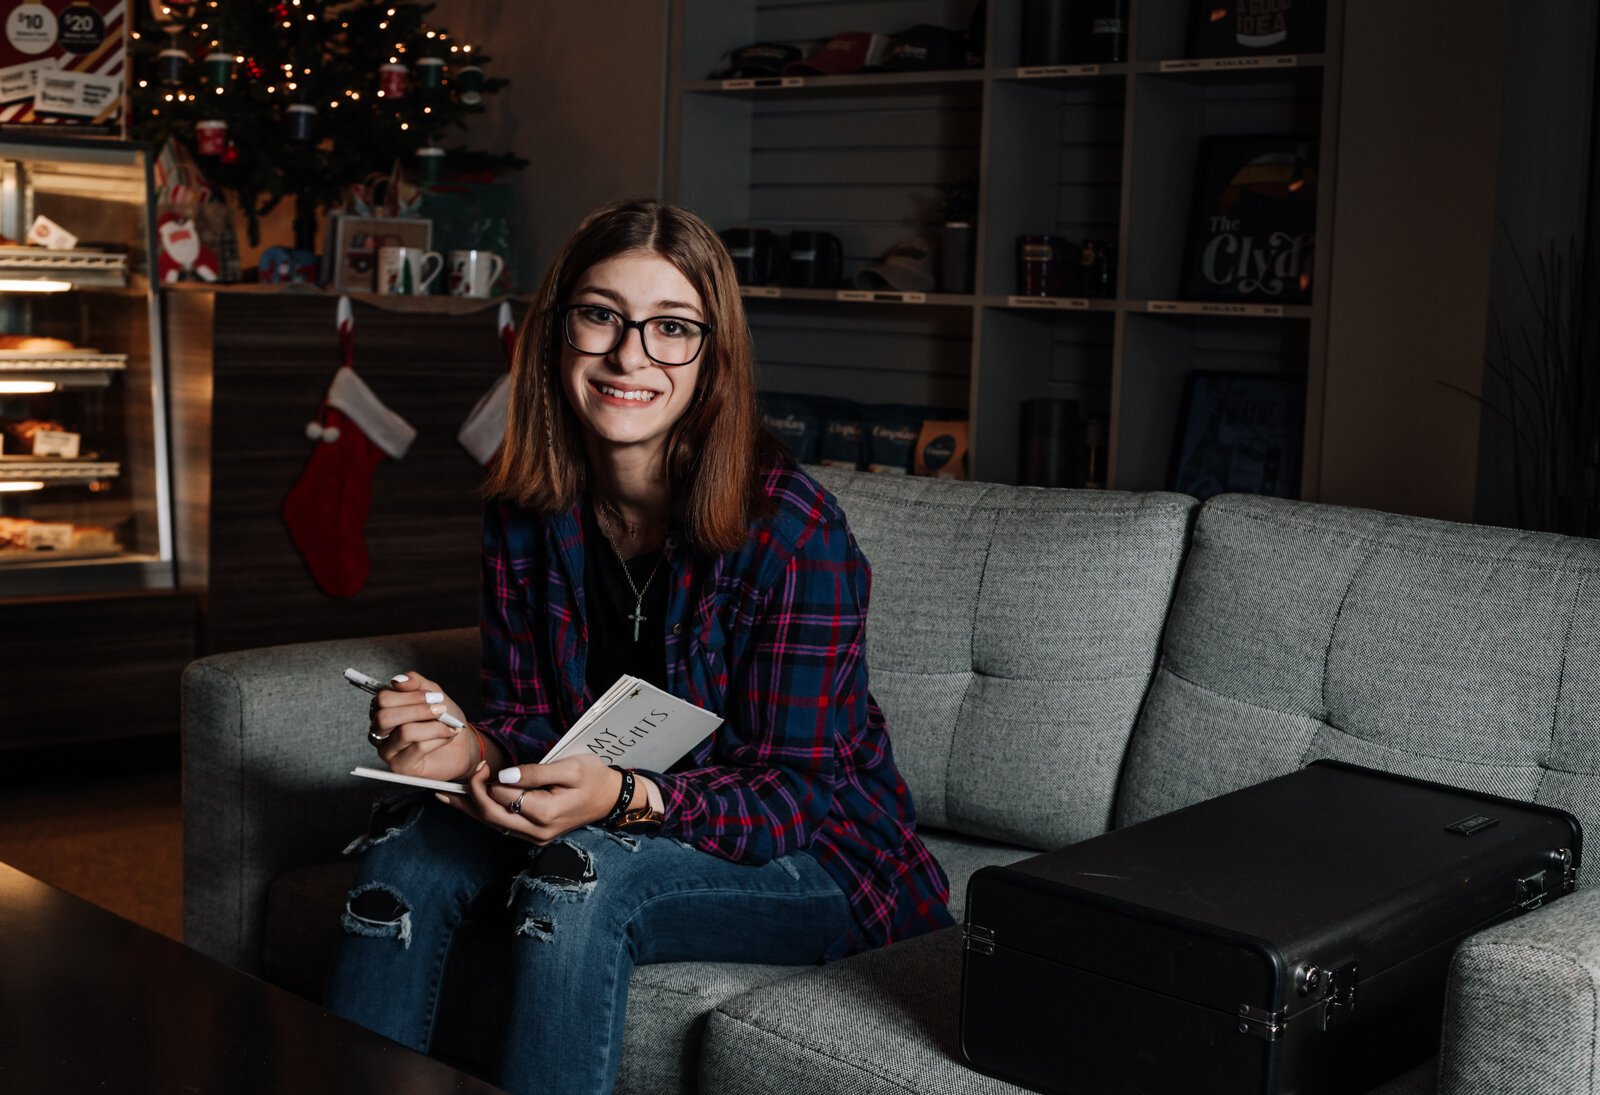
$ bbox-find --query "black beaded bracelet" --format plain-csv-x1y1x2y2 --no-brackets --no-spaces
600,766,635,829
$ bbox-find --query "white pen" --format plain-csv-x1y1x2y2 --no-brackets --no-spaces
344,667,465,728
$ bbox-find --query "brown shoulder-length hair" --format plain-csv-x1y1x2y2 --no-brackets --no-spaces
485,198,783,553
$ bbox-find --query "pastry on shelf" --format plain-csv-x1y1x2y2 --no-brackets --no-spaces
0,516,32,549
0,334,76,352
0,518,117,554
2,418,70,453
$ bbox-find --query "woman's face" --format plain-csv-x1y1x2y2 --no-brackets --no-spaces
558,249,706,461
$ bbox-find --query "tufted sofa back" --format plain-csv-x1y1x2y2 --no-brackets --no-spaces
813,468,1196,851
1119,493,1600,876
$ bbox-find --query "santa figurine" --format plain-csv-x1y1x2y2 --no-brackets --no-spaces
157,212,221,284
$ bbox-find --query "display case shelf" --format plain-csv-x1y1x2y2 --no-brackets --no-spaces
0,457,121,483
0,244,129,287
0,351,127,370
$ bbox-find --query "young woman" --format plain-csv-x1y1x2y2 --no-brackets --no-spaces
325,199,952,1095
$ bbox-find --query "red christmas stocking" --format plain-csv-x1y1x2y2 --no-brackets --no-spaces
282,299,417,597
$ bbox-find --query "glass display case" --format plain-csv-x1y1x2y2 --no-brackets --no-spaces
0,137,172,596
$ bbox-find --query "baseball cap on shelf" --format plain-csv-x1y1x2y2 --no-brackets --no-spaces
707,41,805,79
876,24,974,71
781,32,894,76
854,237,938,293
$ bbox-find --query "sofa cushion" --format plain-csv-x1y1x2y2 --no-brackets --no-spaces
1118,494,1600,867
812,468,1195,850
702,926,1023,1094
702,926,1442,1095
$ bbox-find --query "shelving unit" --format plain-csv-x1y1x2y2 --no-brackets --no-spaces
665,0,1344,493
0,138,194,752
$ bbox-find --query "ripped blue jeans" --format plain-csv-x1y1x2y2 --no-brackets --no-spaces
324,795,854,1095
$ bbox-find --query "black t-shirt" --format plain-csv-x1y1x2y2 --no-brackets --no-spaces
582,501,670,698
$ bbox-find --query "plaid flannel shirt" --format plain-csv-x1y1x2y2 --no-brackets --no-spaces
475,464,953,956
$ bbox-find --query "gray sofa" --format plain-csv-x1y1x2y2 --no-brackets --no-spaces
183,468,1600,1094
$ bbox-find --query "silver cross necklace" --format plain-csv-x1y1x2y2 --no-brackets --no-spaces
595,503,666,642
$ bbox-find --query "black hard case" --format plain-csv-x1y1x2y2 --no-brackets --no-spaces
959,761,1581,1095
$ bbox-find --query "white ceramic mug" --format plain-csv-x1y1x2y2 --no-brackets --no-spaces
448,249,506,298
377,245,443,295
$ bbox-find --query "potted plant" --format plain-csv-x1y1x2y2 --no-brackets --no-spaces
1449,233,1599,537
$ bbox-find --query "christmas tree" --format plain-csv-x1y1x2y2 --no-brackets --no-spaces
129,0,524,246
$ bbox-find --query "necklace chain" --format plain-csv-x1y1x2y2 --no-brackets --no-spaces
595,502,666,642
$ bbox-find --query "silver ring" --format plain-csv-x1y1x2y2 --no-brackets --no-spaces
509,790,527,815
368,729,392,744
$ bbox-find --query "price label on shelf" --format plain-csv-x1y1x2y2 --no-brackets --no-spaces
24,522,73,551
1159,56,1299,73
721,76,805,90
836,290,926,304
1024,64,1100,79
1146,300,1286,317
1007,295,1090,310
1018,64,1102,79
32,429,80,458
739,286,782,298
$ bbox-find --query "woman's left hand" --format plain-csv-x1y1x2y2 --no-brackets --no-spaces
437,754,623,844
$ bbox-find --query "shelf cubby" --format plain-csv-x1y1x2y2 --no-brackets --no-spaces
669,0,1345,495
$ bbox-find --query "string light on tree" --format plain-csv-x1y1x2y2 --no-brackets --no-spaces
128,0,524,246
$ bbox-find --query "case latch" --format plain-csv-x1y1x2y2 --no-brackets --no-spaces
1322,960,1359,1030
1517,870,1550,911
964,922,995,956
1553,848,1577,894
1236,1004,1285,1042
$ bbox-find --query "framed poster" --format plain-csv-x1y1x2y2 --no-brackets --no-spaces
325,214,431,292
0,1,128,134
1168,370,1304,500
1182,134,1317,304
1189,0,1327,59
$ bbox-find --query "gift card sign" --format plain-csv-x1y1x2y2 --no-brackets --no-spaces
0,1,125,132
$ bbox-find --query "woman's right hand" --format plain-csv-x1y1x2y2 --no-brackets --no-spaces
369,670,477,782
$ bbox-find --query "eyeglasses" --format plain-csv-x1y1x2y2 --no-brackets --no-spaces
557,303,713,367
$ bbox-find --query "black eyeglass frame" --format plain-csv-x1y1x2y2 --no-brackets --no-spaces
556,303,715,367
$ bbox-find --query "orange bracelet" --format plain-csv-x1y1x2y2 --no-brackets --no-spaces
470,725,486,767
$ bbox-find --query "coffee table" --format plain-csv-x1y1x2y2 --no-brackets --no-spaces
0,859,506,1093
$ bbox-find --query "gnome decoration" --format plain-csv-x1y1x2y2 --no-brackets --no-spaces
456,300,516,466
157,212,220,284
282,296,417,598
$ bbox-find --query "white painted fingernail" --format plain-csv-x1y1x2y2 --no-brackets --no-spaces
429,703,445,715
439,712,465,729
425,691,444,703
392,674,409,683
434,793,450,804
497,767,521,784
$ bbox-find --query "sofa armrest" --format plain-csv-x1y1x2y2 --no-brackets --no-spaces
182,627,478,972
1439,886,1600,1094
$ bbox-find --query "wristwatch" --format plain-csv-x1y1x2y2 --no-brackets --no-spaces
607,804,665,835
